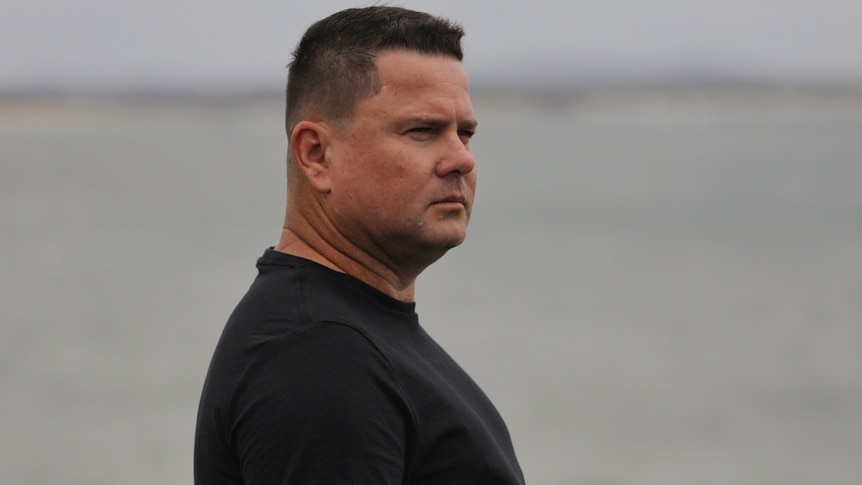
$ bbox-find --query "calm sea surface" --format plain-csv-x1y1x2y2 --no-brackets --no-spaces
2,90,861,484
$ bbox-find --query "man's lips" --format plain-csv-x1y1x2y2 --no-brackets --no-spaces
431,195,467,207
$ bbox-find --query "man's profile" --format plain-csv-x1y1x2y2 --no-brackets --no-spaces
194,7,524,484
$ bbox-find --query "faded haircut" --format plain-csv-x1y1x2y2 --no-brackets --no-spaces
285,6,465,136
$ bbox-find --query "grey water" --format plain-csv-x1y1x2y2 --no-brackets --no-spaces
2,89,861,484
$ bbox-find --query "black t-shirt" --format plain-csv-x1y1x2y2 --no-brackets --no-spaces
194,249,525,484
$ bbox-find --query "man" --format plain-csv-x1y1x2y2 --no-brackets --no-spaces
195,7,524,484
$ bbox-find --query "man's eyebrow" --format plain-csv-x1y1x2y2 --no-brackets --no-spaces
398,116,448,127
459,119,478,131
398,116,478,130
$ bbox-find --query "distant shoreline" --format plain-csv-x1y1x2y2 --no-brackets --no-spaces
3,83,862,134
2,80,862,101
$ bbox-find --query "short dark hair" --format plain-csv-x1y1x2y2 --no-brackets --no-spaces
285,6,465,135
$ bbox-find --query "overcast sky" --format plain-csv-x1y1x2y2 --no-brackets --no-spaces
2,0,861,93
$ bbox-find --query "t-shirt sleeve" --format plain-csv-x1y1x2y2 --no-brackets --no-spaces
229,321,416,484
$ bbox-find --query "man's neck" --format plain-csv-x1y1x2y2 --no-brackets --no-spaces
275,225,417,302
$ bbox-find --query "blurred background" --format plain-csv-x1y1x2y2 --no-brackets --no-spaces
2,1,861,484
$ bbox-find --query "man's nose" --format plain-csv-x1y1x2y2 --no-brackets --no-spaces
436,134,476,178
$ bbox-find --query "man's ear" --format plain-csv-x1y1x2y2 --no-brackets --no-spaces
290,120,334,194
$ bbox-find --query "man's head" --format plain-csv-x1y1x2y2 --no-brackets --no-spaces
285,6,465,136
279,7,476,296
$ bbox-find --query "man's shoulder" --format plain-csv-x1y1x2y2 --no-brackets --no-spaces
270,320,389,361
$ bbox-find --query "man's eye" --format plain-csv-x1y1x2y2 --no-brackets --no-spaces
406,127,435,139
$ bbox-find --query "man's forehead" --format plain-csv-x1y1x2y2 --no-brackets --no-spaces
374,49,466,78
363,57,467,89
372,92,476,123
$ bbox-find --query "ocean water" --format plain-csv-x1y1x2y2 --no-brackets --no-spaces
1,90,861,484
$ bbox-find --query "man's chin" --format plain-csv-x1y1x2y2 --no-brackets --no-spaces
426,233,468,253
